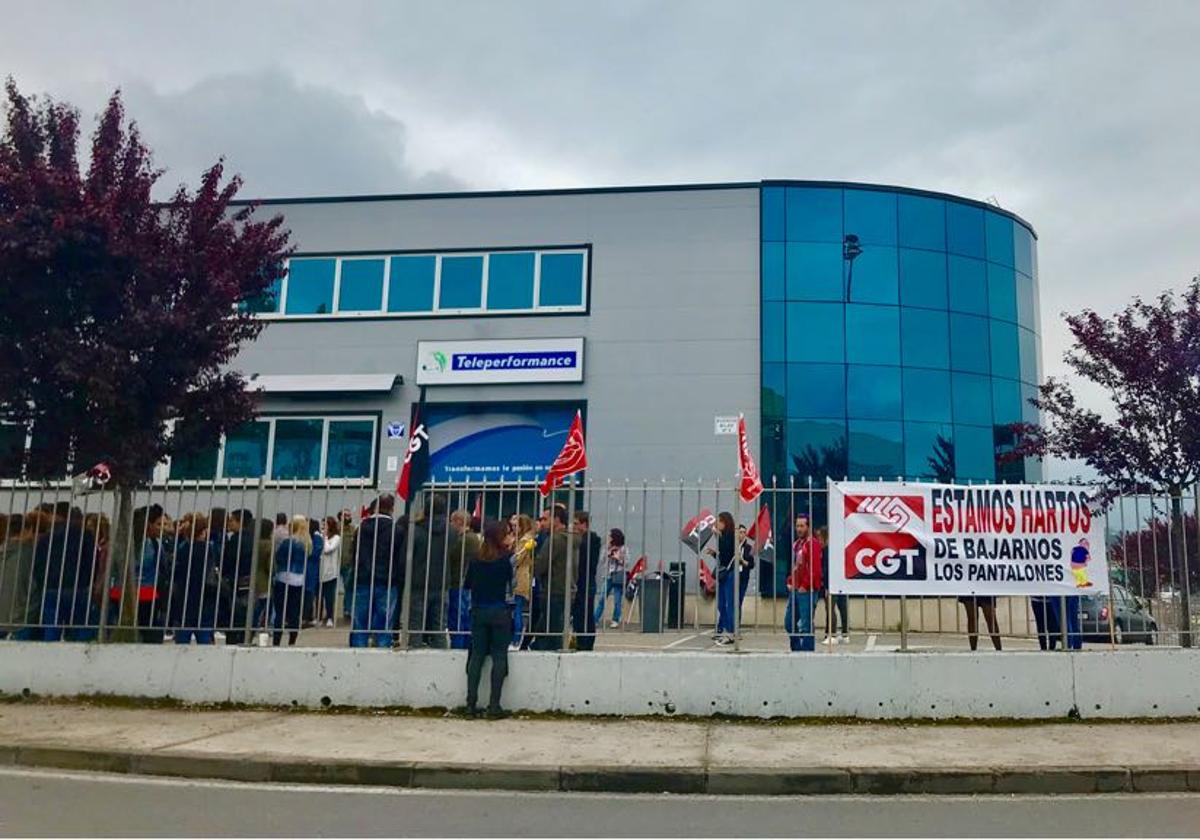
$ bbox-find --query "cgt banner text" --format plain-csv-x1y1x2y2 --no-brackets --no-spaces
827,480,1110,596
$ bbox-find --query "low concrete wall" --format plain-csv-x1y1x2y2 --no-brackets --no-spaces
2,642,1198,719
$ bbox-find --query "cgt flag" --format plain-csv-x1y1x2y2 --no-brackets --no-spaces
539,410,587,497
737,414,763,503
397,387,430,503
746,504,775,564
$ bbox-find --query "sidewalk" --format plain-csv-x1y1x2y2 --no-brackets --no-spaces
2,701,1199,795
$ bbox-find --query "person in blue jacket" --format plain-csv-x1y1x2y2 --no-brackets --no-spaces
272,516,311,646
304,518,323,627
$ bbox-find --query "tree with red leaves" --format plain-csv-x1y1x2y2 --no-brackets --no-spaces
0,79,291,486
1017,279,1200,646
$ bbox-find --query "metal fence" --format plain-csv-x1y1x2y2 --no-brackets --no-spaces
0,476,1195,652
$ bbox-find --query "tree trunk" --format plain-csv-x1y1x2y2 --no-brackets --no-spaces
1170,489,1192,648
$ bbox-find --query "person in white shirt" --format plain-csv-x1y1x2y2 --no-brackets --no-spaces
320,517,342,627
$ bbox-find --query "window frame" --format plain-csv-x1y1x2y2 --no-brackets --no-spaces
257,245,590,321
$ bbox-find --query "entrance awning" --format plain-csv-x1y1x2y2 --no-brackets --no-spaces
246,373,401,394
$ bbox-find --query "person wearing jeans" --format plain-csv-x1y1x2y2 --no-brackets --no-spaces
349,494,405,649
271,516,311,647
510,515,536,650
784,514,823,652
593,528,628,628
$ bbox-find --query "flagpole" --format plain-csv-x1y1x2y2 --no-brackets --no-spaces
398,385,427,650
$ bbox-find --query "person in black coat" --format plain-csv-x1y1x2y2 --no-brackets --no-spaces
350,493,406,648
571,510,603,651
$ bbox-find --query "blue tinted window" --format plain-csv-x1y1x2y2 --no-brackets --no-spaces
788,419,848,479
985,212,1015,267
901,308,949,369
762,186,786,242
847,365,901,420
904,421,954,480
786,242,843,300
987,263,1018,323
326,420,374,479
952,372,993,426
337,258,384,313
902,368,952,422
950,313,991,374
847,245,898,304
787,363,845,418
786,187,842,242
954,424,995,481
989,319,1020,379
846,304,899,365
243,276,281,314
762,363,785,417
487,251,535,310
948,255,988,315
1021,382,1040,425
271,419,324,480
843,189,897,246
898,195,945,251
222,422,269,479
1015,270,1036,330
763,304,785,362
899,248,947,309
786,302,844,362
849,420,904,480
1014,224,1035,277
762,243,785,300
946,201,986,258
539,252,584,307
285,259,336,315
1019,327,1039,384
388,255,435,312
439,256,483,309
992,377,1022,425
169,443,218,481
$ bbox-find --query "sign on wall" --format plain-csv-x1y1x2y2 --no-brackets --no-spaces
415,338,585,385
714,416,739,435
827,481,1109,596
424,401,585,482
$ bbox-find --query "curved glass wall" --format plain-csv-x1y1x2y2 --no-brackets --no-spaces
761,183,1041,484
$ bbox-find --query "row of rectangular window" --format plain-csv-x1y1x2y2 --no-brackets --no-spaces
777,417,1037,483
762,303,1039,383
762,243,1037,328
168,416,377,482
763,364,1038,427
245,249,588,318
761,186,1036,276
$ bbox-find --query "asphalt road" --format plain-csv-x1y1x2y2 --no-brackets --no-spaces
2,767,1199,837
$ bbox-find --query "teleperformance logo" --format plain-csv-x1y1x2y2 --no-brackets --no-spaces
843,494,929,581
446,350,578,372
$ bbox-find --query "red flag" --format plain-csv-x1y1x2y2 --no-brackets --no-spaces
539,410,587,497
737,414,763,502
472,493,483,523
746,504,772,553
698,559,716,598
397,388,430,503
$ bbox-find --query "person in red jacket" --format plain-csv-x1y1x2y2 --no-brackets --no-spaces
784,514,823,652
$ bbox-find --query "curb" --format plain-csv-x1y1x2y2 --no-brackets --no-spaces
3,745,1199,796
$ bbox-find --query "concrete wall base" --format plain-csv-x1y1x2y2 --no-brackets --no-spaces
2,642,1198,719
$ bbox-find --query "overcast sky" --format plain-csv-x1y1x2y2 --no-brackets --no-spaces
4,1,1199,476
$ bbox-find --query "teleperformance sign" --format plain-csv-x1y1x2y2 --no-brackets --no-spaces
828,481,1109,596
415,338,585,385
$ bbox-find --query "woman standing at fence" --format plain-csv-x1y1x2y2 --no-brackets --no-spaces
272,516,311,646
706,512,737,646
958,595,1002,651
735,524,755,620
464,521,515,718
170,514,214,645
510,514,536,651
593,528,628,629
303,519,324,628
320,517,342,627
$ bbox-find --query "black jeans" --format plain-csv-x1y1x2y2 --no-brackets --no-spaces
320,579,337,621
466,605,511,711
407,589,447,648
271,581,303,646
531,591,567,650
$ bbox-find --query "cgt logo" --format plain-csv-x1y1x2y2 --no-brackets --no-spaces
843,495,928,582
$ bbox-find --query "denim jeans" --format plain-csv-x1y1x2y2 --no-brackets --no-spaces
593,579,624,625
446,587,472,650
716,575,736,635
41,589,97,642
350,585,398,648
1050,595,1083,650
512,594,528,645
174,629,214,645
784,590,816,652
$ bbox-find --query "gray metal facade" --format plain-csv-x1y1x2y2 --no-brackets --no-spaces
232,186,762,487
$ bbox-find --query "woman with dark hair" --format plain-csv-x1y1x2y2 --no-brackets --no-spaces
705,512,737,646
592,528,628,628
464,520,514,718
303,519,324,628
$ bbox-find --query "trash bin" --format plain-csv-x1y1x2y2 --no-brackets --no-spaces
666,562,685,629
641,573,664,633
